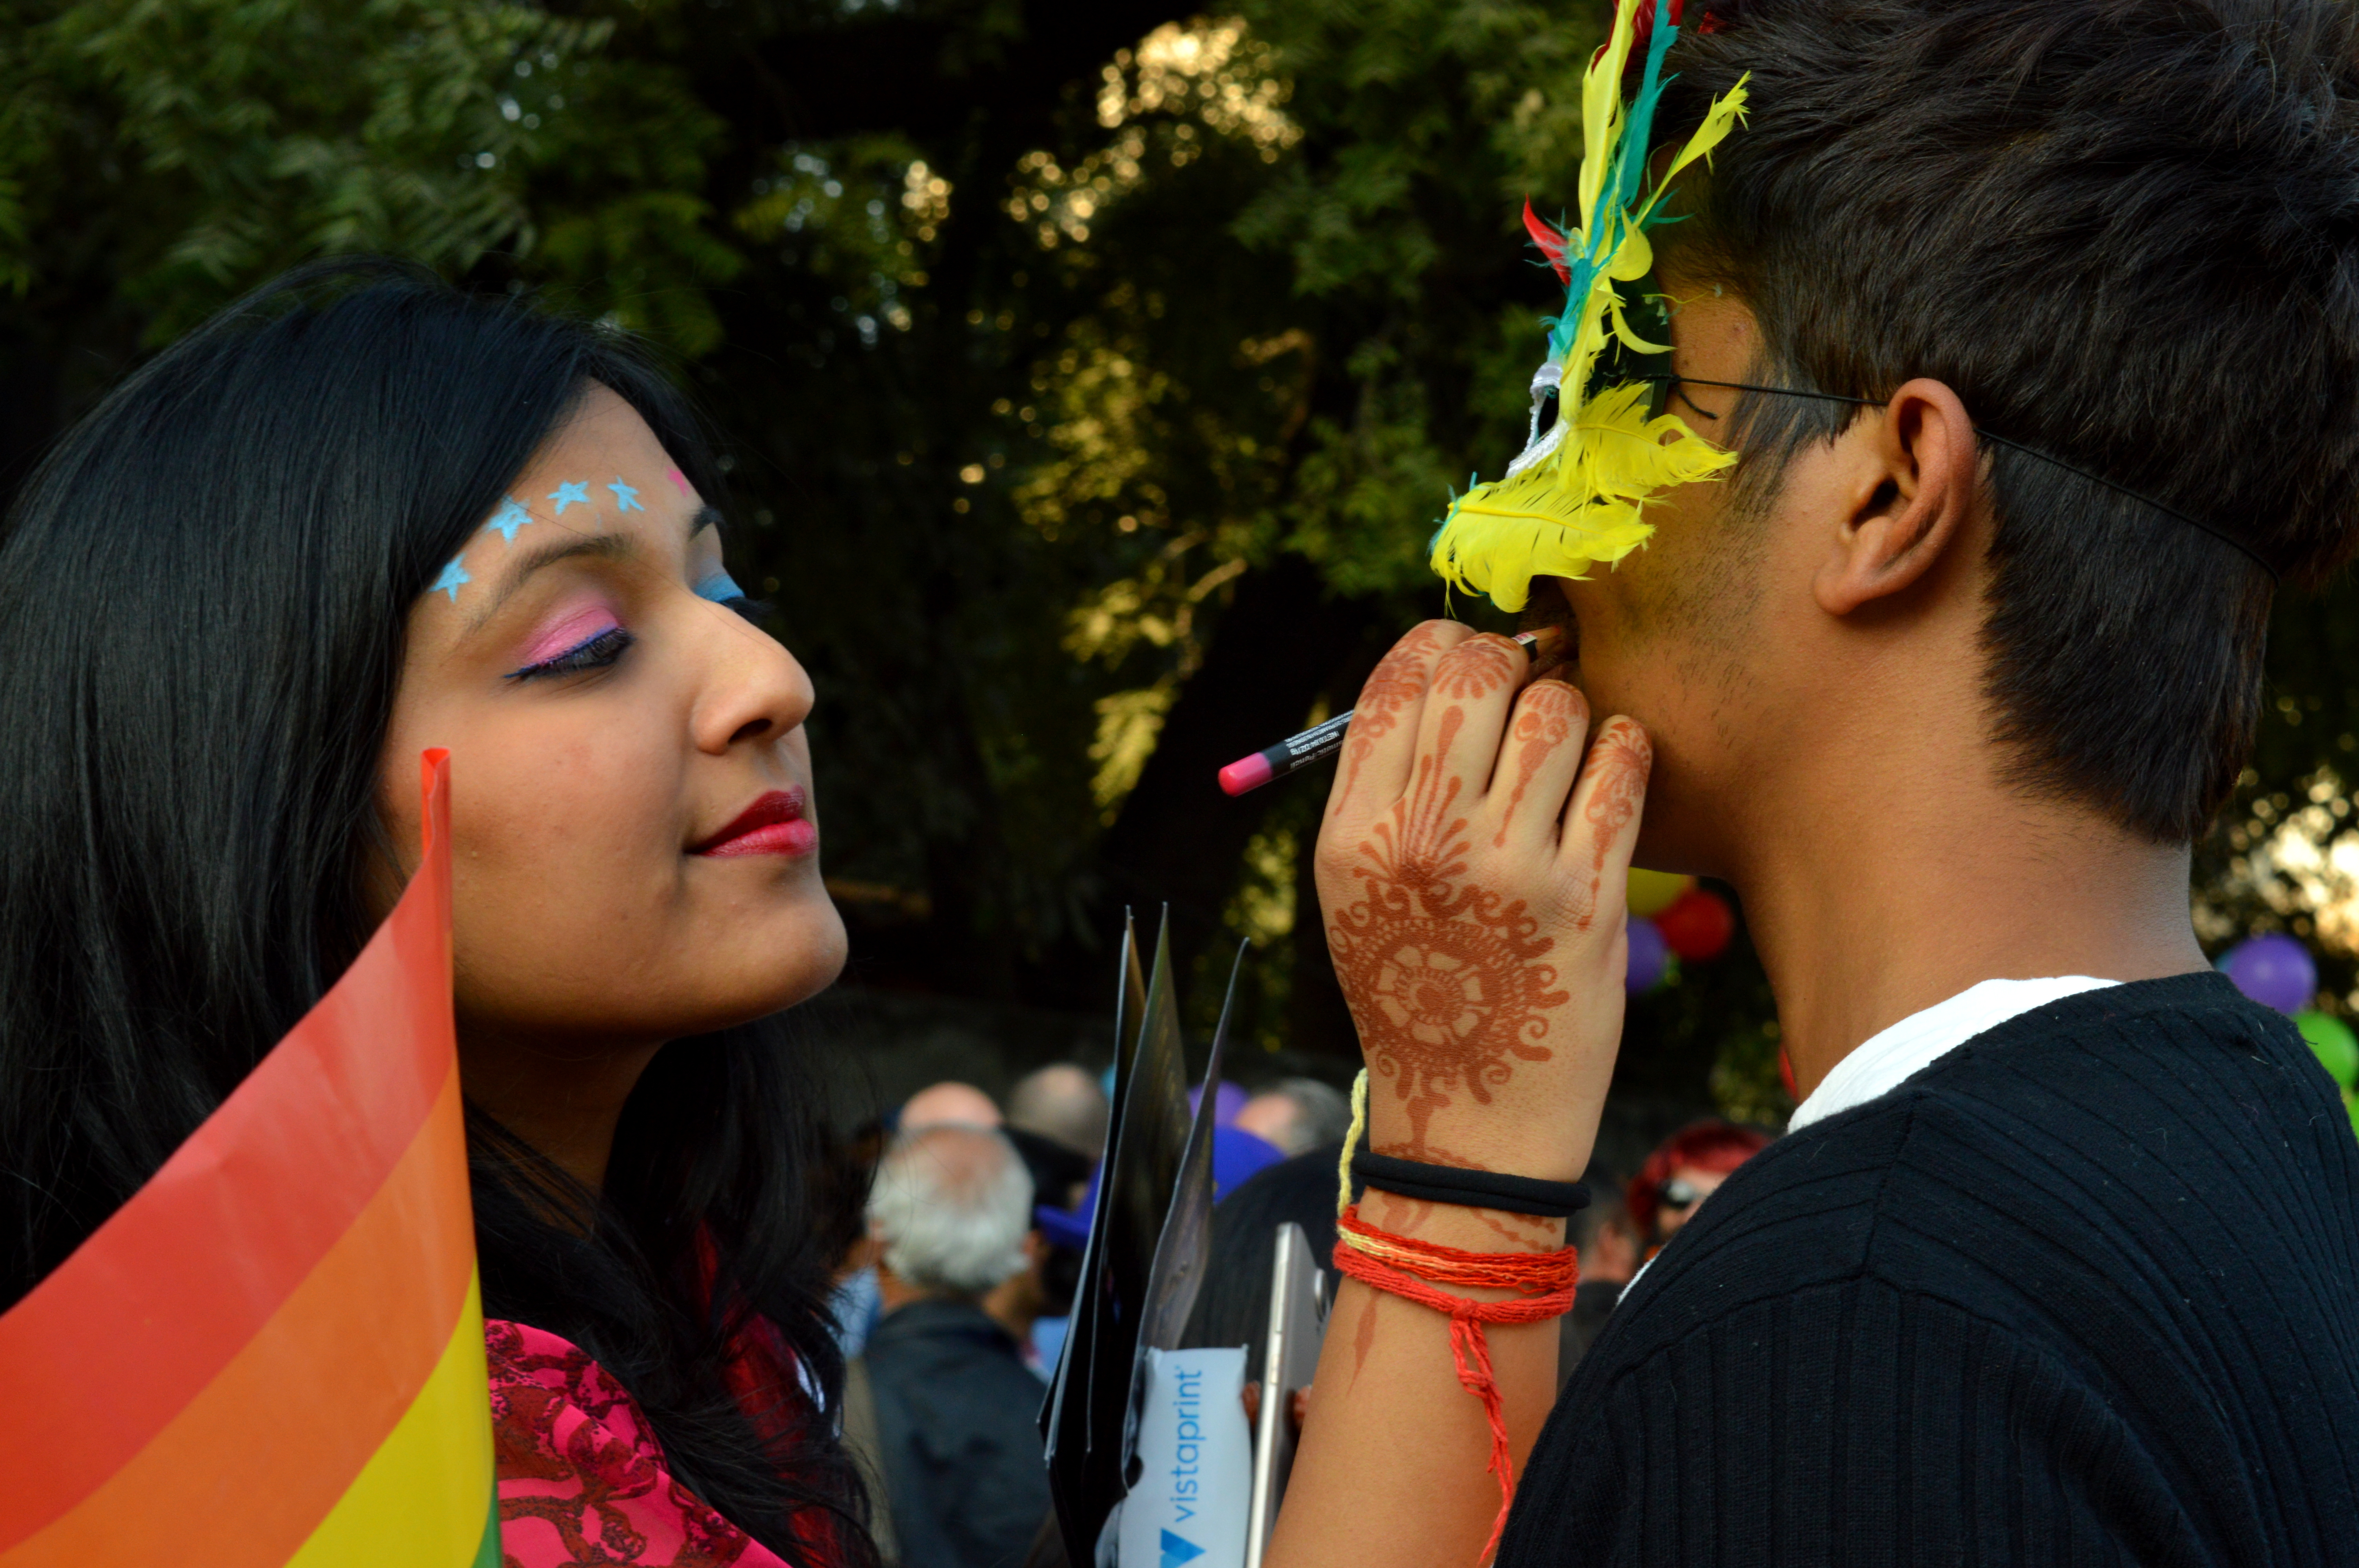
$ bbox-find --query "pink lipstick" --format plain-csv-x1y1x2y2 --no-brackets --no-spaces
692,788,818,858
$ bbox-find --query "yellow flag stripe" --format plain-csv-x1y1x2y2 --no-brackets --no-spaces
288,1274,495,1567
0,1072,478,1568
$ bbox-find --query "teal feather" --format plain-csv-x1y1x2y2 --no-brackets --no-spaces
1543,0,1683,363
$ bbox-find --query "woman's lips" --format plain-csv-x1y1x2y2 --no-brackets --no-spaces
692,788,818,858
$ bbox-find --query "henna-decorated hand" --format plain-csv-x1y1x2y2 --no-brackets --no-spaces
1316,621,1650,1183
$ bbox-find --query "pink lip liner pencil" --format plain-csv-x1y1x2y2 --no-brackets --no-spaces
1217,627,1561,796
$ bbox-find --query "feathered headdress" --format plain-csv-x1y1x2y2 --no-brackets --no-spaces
1427,0,1749,612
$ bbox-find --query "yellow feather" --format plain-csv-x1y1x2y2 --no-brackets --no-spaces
1608,294,1670,355
1428,22,1749,613
1430,383,1736,611
1577,4,1639,224
1635,75,1751,227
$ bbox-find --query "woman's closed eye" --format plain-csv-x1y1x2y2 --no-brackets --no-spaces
507,622,634,682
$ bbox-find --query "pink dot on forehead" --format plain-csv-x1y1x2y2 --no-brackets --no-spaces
665,467,693,496
516,599,621,667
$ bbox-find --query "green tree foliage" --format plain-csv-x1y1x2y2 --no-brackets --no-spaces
3,0,2345,1121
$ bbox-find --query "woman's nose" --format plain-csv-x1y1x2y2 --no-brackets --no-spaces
691,605,814,755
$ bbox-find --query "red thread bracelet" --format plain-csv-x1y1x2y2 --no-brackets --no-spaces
1332,1203,1579,1564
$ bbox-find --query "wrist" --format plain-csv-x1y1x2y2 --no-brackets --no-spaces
1356,1186,1568,1256
1363,1111,1596,1185
1354,1148,1590,1219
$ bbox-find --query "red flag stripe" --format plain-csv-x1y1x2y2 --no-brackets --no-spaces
0,1065,475,1560
0,751,457,1542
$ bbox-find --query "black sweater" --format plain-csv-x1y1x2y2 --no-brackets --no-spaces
1501,973,2359,1566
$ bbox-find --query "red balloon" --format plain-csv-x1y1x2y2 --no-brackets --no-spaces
1655,887,1734,961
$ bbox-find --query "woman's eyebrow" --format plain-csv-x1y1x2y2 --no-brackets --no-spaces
689,504,725,537
464,532,634,631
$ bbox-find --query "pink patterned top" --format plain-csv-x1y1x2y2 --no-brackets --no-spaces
487,1318,795,1568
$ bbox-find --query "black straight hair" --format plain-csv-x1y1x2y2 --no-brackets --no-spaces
1651,0,2359,841
0,259,874,1563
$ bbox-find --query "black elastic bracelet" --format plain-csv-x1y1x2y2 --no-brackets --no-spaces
1352,1149,1591,1218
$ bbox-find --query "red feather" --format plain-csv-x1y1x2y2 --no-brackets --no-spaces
1595,0,1728,72
1523,198,1571,283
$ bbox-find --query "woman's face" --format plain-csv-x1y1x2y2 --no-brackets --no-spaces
378,386,845,1054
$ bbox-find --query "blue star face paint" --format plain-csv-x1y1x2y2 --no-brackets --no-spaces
607,477,643,513
485,497,533,544
432,558,471,602
372,383,841,1115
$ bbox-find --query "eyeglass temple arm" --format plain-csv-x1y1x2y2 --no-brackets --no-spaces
1637,375,2279,582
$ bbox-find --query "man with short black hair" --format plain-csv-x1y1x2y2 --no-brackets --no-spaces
1269,3,2359,1564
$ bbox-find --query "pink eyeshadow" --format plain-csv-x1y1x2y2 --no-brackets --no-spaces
515,601,622,666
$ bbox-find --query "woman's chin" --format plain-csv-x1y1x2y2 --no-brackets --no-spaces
457,893,851,1043
724,900,849,1020
773,918,849,1013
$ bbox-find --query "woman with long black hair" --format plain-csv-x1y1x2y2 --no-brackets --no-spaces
0,260,878,1566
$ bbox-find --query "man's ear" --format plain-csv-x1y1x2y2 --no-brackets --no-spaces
1813,377,1980,616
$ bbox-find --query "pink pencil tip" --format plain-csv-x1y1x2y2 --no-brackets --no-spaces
1218,754,1274,796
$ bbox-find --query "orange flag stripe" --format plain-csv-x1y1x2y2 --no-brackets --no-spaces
0,1006,475,1563
0,750,462,1547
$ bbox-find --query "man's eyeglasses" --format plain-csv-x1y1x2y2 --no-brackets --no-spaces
1520,265,2277,580
1634,373,2281,582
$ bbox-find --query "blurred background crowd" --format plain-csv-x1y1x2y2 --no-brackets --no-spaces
830,1067,1778,1568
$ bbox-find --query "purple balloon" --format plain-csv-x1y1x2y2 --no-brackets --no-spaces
2225,933,2316,1014
1626,915,1670,993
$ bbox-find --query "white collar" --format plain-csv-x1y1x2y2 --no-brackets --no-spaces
1786,976,2121,1132
1618,976,2121,1306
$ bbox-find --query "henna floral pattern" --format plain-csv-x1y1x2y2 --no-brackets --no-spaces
488,1318,787,1568
1327,717,1569,1152
1428,635,1522,701
1492,690,1578,846
1581,720,1651,874
1335,624,1447,808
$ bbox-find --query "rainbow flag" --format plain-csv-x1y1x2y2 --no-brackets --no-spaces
0,750,496,1566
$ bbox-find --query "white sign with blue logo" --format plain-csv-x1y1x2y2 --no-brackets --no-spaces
1119,1346,1251,1568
